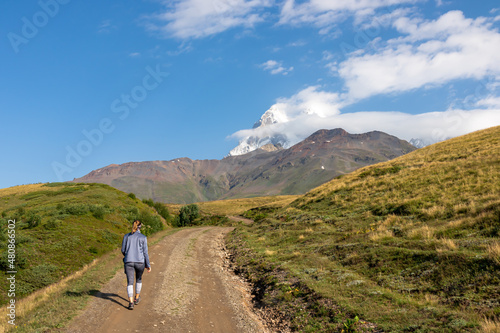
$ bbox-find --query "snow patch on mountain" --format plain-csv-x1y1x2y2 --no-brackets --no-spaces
409,138,436,148
229,106,291,156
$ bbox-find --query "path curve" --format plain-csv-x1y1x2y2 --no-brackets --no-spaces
65,227,269,333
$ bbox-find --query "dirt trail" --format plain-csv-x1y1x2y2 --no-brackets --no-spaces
65,227,269,333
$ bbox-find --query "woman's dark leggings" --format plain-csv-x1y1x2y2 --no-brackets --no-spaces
124,262,145,298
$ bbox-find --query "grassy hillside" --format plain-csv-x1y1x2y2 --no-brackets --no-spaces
0,182,167,306
228,126,500,332
167,195,300,216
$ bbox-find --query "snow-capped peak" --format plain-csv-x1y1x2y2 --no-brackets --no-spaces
228,106,290,156
252,105,288,128
409,138,429,148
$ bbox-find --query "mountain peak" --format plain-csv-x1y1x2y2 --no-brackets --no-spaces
252,105,288,129
306,128,348,141
229,106,289,156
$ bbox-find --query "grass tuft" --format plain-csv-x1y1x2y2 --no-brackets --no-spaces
487,242,500,265
480,317,500,333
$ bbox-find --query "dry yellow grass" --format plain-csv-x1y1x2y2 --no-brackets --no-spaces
409,225,435,240
167,195,300,216
487,242,500,265
480,317,500,333
423,293,440,306
369,229,393,241
0,183,45,197
438,238,458,251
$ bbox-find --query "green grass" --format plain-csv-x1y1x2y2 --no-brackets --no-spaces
228,126,500,332
1,227,180,333
0,182,169,306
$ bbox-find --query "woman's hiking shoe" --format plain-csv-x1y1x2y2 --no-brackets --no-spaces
128,302,134,310
134,296,141,305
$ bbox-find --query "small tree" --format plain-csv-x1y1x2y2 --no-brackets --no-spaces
176,204,200,227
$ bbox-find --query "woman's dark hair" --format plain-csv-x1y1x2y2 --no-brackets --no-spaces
132,220,142,234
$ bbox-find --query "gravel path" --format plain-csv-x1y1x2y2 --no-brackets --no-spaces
65,227,269,333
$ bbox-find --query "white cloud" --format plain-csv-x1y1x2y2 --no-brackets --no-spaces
337,11,500,101
476,96,500,108
230,86,500,149
272,86,343,118
279,0,419,33
260,60,294,75
150,0,272,39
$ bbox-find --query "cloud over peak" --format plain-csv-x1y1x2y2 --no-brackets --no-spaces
230,86,500,155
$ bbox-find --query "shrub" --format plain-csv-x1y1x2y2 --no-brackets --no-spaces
44,218,60,230
128,193,137,200
153,202,171,222
24,212,41,229
88,246,99,255
142,199,171,221
0,248,27,270
64,203,89,216
89,204,109,219
175,204,200,227
142,198,154,206
20,264,58,290
127,211,164,236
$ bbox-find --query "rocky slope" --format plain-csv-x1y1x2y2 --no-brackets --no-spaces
74,129,415,204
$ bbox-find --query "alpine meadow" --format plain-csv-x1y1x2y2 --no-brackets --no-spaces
227,126,500,332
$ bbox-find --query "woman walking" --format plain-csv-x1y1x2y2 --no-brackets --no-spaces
121,220,151,310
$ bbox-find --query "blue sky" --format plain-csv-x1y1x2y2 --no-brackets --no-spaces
1,0,500,188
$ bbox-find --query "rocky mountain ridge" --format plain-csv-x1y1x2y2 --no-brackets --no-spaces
75,129,416,204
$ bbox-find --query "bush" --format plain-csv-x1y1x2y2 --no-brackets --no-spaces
24,212,41,229
142,198,154,206
64,203,88,216
127,210,164,236
0,248,28,270
175,204,200,227
19,264,58,291
44,218,60,230
153,202,171,222
142,199,171,222
128,193,137,200
89,204,110,219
